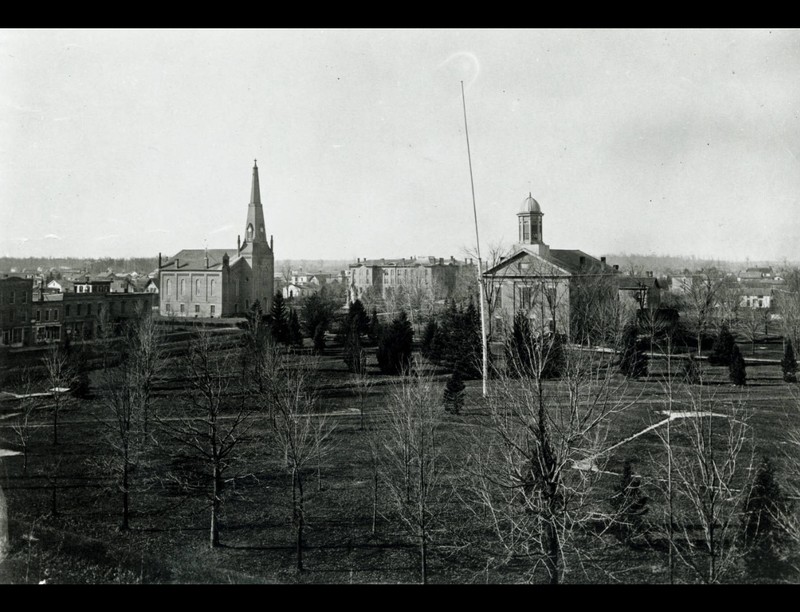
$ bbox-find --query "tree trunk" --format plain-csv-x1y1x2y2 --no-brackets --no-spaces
294,468,305,572
210,464,221,548
371,466,378,536
53,403,59,446
120,459,130,531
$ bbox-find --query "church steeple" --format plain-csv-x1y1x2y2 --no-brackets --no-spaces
243,160,268,247
250,159,261,205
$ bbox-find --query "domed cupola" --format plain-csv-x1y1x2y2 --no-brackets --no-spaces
517,192,543,244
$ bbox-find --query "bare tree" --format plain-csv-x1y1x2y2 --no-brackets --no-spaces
10,371,38,477
738,307,762,356
157,332,260,548
377,362,448,584
652,387,754,583
351,348,372,431
129,307,162,435
685,270,728,356
41,345,75,446
268,351,335,571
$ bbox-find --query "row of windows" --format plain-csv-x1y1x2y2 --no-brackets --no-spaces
35,308,59,322
1,328,24,345
2,290,29,304
165,303,216,316
165,278,218,297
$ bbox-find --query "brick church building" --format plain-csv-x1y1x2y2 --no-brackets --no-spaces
158,161,275,318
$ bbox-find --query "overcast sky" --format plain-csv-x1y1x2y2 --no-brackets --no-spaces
1,28,798,263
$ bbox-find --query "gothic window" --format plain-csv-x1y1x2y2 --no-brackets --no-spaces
166,279,172,295
180,279,186,296
210,279,216,297
196,278,201,295
247,224,254,241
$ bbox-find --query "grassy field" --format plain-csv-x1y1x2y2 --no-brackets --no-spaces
1,332,798,584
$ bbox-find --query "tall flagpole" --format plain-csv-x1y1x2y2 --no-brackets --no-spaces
461,81,488,398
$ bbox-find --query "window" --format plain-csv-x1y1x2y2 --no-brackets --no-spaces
521,287,532,308
12,328,22,344
210,279,216,297
166,278,172,295
36,309,41,322
77,304,82,316
87,304,92,316
22,291,27,303
65,305,71,317
180,279,186,296
54,309,59,321
196,278,201,295
195,304,200,314
180,303,185,314
166,303,171,313
9,290,15,304
210,305,215,317
44,309,50,321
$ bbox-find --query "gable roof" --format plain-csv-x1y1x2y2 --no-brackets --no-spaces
161,249,239,271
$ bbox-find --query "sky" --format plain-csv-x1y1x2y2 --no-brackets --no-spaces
1,28,799,263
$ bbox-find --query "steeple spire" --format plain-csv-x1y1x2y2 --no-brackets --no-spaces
250,159,261,205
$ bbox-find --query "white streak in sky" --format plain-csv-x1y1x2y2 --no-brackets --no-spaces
437,51,481,90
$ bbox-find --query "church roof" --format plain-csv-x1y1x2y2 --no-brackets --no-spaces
161,249,238,271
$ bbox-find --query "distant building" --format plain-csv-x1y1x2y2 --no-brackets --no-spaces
0,276,33,347
158,161,275,318
348,256,476,304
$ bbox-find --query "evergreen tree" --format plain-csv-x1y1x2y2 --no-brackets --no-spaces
442,369,465,414
342,319,366,374
741,456,791,578
681,353,702,385
456,300,483,379
421,319,440,363
539,333,567,380
781,339,798,383
287,309,303,347
618,322,648,378
348,299,370,336
506,311,535,378
301,294,336,342
729,344,747,386
376,311,414,375
708,324,736,366
610,459,649,545
71,347,92,399
270,292,290,344
367,308,382,346
312,323,326,354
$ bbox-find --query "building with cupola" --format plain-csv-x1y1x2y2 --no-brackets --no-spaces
158,161,275,318
483,193,617,341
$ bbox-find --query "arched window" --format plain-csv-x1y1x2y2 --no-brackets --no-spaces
210,279,216,297
196,278,201,295
247,224,254,241
180,279,186,296
166,278,172,295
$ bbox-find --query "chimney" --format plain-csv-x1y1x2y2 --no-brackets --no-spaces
237,235,241,252
270,235,273,250
613,264,619,271
175,258,179,269
600,256,606,263
158,252,162,269
205,254,209,269
439,258,443,265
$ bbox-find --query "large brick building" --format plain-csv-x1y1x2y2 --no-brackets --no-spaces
158,161,275,318
0,275,33,347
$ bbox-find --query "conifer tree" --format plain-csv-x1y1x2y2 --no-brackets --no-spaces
421,319,440,363
442,369,465,414
618,322,647,378
287,309,303,347
729,344,747,386
709,324,736,366
377,311,414,375
742,456,791,578
781,339,797,382
270,292,290,344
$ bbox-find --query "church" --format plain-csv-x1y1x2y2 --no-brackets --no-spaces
158,161,275,318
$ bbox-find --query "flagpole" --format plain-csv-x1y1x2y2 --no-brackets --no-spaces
461,81,488,398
